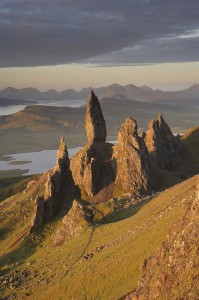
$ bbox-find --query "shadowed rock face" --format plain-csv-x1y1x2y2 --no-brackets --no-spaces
54,199,93,245
112,117,155,193
44,136,77,220
125,177,199,300
85,90,107,144
31,196,44,229
145,113,182,169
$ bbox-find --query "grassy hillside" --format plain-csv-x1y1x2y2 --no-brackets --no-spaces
0,172,198,299
181,126,199,172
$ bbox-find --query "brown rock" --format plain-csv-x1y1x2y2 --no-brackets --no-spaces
44,136,77,220
112,117,155,193
85,90,107,144
31,137,80,228
70,143,114,198
54,199,93,245
145,114,182,169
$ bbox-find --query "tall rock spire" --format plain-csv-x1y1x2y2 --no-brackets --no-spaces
85,90,107,144
56,136,69,171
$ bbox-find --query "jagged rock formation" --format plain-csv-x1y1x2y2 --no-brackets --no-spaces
32,93,184,229
112,117,155,193
85,90,107,144
145,113,182,169
54,199,93,245
125,179,199,300
44,136,78,220
71,91,114,198
31,137,79,228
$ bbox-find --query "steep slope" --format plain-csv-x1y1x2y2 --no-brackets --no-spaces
0,174,198,299
182,126,199,172
125,177,199,300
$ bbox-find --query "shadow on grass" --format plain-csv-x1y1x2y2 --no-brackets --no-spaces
0,227,12,241
0,236,36,269
98,197,152,225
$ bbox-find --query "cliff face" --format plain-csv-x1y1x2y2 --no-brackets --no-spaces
112,117,155,193
125,177,199,300
145,114,182,169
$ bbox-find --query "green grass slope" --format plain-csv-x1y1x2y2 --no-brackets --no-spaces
181,126,199,173
0,174,198,300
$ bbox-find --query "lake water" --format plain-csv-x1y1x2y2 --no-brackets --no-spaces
0,147,82,175
0,99,87,116
0,141,117,175
0,105,27,116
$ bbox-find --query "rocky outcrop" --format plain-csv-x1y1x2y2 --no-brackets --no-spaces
31,137,79,228
85,90,107,144
145,114,182,169
70,142,114,198
54,199,93,245
44,136,79,220
112,117,155,193
71,91,114,198
125,179,199,300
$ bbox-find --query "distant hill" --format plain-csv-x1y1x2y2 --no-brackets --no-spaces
0,95,199,157
0,97,37,107
0,83,199,104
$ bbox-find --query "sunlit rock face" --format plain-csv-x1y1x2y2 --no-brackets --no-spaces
112,117,155,193
145,113,182,169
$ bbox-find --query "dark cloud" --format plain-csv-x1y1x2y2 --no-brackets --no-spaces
0,0,199,67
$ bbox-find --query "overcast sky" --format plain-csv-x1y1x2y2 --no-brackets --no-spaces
0,0,199,90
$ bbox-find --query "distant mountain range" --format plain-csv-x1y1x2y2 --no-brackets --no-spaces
0,83,199,105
